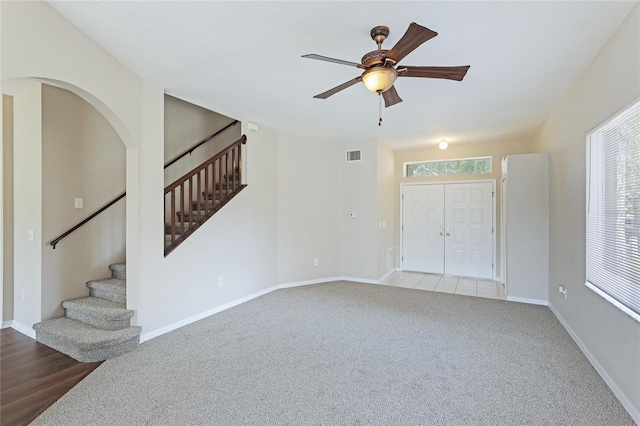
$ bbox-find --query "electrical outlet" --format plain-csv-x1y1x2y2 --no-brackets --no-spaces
559,286,568,300
313,259,319,266
218,277,223,287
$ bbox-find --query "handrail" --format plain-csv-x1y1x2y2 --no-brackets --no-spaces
163,120,239,170
164,134,247,256
49,192,126,249
49,120,239,250
165,135,246,194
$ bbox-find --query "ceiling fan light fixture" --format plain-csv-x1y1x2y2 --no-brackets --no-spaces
362,67,398,93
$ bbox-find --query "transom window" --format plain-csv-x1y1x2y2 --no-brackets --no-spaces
586,99,640,321
405,156,492,177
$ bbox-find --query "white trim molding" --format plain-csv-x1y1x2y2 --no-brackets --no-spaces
549,303,640,424
506,296,548,306
140,285,278,342
377,268,399,283
141,276,379,343
11,321,36,339
1,320,14,329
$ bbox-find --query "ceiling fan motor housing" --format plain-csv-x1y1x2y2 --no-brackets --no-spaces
370,25,390,44
362,50,390,67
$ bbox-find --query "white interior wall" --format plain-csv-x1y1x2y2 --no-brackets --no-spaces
341,139,378,281
533,4,640,419
12,83,43,332
277,132,342,284
41,84,126,320
134,120,279,336
164,94,240,187
376,142,396,279
2,95,14,323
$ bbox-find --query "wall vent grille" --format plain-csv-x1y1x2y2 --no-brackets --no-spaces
346,150,362,162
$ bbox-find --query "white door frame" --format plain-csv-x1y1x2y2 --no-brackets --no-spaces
400,179,497,280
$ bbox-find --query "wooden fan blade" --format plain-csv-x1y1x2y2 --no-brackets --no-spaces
302,54,365,69
385,23,438,64
382,86,403,108
313,76,363,99
399,65,470,81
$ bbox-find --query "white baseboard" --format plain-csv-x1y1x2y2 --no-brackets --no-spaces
276,276,343,289
506,296,548,306
140,285,278,343
339,276,378,285
278,276,379,286
11,321,36,339
141,276,379,343
377,268,399,283
1,320,14,329
548,303,640,424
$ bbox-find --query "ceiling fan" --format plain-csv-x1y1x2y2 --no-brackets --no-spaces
302,22,470,109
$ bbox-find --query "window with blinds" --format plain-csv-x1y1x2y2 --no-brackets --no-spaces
586,100,640,321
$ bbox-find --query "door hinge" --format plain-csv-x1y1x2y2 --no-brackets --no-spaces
401,225,403,230
492,192,495,198
402,256,404,261
492,263,494,269
492,227,494,233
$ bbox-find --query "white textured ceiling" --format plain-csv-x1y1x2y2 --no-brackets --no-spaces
48,1,637,150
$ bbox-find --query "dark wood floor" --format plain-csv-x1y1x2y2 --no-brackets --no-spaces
1,327,101,426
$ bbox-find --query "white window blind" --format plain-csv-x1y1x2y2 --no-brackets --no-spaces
586,100,640,320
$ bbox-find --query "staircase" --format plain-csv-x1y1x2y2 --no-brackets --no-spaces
33,263,141,363
164,135,247,255
33,135,248,362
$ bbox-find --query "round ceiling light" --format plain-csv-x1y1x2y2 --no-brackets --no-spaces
361,67,398,93
439,141,449,150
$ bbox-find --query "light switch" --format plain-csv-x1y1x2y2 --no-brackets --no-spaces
28,230,35,242
74,198,83,209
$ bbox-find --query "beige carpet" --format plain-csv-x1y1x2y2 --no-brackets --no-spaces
32,281,633,425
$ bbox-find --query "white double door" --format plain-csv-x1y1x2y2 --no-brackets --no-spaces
402,182,494,279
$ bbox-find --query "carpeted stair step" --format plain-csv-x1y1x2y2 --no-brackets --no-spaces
211,180,240,191
109,263,126,280
176,210,210,222
63,297,134,331
192,199,221,210
87,278,126,304
202,189,232,200
33,317,141,363
165,222,193,235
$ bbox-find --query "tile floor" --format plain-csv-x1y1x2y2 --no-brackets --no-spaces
380,271,506,300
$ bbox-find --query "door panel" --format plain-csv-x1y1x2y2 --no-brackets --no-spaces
402,185,444,273
444,182,493,279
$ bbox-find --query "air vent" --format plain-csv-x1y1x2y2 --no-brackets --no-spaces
346,150,362,162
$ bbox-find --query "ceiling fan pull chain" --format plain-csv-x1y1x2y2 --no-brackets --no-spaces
378,93,383,126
